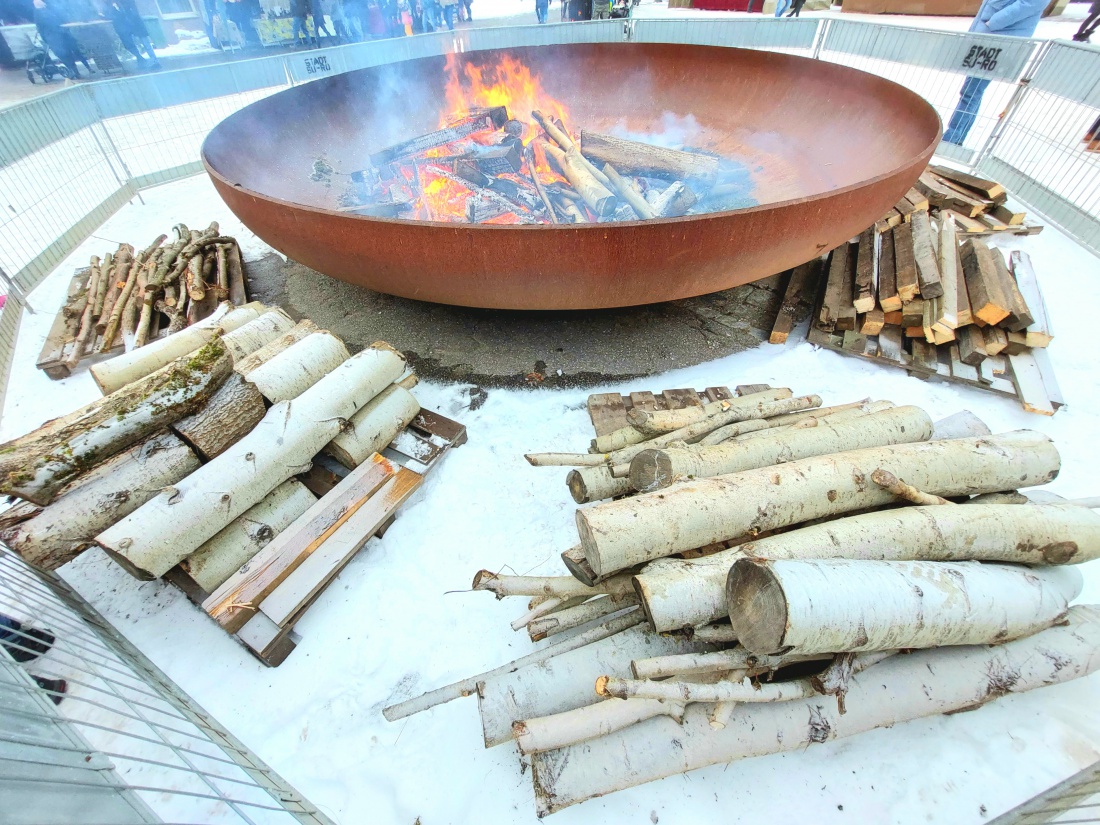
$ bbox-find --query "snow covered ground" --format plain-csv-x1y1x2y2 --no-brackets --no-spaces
3,170,1100,824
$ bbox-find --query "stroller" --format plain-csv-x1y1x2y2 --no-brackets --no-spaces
25,34,73,84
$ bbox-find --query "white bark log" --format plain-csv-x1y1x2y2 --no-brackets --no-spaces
528,595,639,641
510,596,585,631
180,479,317,592
592,426,647,454
689,418,776,448
626,398,742,435
525,452,608,468
515,699,684,756
577,431,1061,578
219,309,295,362
567,465,633,504
691,624,739,644
694,400,891,449
244,331,351,403
631,648,823,679
89,302,265,394
472,571,635,600
729,558,1081,655
0,433,199,571
233,320,321,377
630,406,933,492
97,344,408,578
530,606,1100,816
598,673,817,703
325,384,419,470
931,410,991,440
170,372,266,461
637,501,1100,633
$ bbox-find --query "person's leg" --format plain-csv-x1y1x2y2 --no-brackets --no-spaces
292,14,305,42
443,2,454,28
138,35,160,64
774,0,789,17
1075,11,1099,39
943,76,990,145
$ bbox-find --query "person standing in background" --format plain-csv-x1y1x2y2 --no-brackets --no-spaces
310,0,334,39
773,0,790,17
785,0,805,16
942,0,1047,145
33,0,93,76
104,0,160,68
438,0,455,29
325,0,349,40
1074,0,1100,41
534,0,547,22
290,0,316,45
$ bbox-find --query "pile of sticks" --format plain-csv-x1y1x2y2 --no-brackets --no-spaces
2,302,463,665
37,223,248,380
342,106,741,225
383,386,1100,816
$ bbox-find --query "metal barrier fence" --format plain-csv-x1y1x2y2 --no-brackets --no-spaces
0,547,333,824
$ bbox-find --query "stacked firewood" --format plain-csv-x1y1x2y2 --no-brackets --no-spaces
37,222,249,380
384,386,1100,816
340,106,743,225
1,303,463,665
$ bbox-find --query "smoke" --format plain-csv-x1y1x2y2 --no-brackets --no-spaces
608,113,704,151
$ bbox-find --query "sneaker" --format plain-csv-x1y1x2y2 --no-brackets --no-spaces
32,676,66,705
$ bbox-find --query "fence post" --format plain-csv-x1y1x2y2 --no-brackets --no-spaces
969,38,1051,173
811,17,830,60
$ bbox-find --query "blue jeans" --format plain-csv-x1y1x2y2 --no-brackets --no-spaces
774,0,791,16
442,3,455,28
943,76,990,146
292,15,313,43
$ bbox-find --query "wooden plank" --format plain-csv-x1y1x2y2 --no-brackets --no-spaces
860,308,885,336
629,392,658,413
957,324,987,366
929,165,1005,201
163,566,209,605
988,247,1033,332
893,223,919,303
841,330,868,353
660,390,703,410
261,467,424,627
36,268,89,380
992,203,1026,226
935,215,960,330
960,239,1011,325
955,242,972,327
877,228,900,312
904,188,929,212
884,310,903,326
863,335,880,358
908,339,936,372
202,454,397,633
769,262,816,345
1030,346,1064,410
1004,331,1029,356
410,408,468,447
949,345,980,382
910,211,943,299
1008,352,1055,416
586,393,629,438
951,211,987,234
236,612,297,668
1009,251,1051,347
978,214,1010,233
878,325,904,363
703,386,734,402
819,243,852,331
735,384,771,396
902,298,925,328
853,229,876,313
894,197,917,222
916,172,987,217
983,326,1008,356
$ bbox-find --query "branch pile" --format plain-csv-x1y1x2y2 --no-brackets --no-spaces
384,388,1100,816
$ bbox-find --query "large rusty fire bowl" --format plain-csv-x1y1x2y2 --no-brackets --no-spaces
202,43,941,310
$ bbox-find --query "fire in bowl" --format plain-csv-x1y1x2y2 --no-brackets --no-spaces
202,43,941,310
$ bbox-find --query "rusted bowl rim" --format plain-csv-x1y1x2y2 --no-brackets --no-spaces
201,51,942,231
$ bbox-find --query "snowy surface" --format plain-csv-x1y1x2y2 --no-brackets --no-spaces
3,170,1100,824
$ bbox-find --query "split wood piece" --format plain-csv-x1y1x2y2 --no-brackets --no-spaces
728,557,1080,655
894,196,917,222
929,165,1005,200
904,187,929,211
852,229,876,313
37,269,92,380
958,324,987,366
235,611,296,667
1008,351,1055,416
201,453,395,633
935,214,961,330
226,243,247,305
1003,331,1029,356
916,172,987,217
567,466,632,504
1010,251,1053,348
63,261,104,372
220,309,295,362
90,302,266,394
246,331,351,403
0,432,199,571
860,309,885,336
870,468,950,505
97,345,407,580
383,610,644,722
530,607,1100,816
987,247,1034,333
575,431,1060,580
0,340,231,506
260,466,423,628
369,107,507,166
877,325,904,363
601,163,656,219
892,223,919,303
528,595,640,642
542,143,616,218
179,479,317,593
629,405,932,493
651,182,687,218
233,320,321,376
170,372,266,461
961,239,1012,325
1030,347,1064,411
325,384,420,470
523,145,560,225
901,297,924,328
954,241,972,326
992,203,1026,225
835,243,857,332
638,499,1098,633
514,698,685,756
631,648,823,680
910,211,943,299
579,130,719,184
770,261,818,345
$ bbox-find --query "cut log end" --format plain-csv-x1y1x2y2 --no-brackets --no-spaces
727,559,788,655
629,449,676,493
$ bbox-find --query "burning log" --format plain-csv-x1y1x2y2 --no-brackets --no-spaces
652,182,688,218
543,143,617,218
580,131,719,184
601,164,656,220
525,145,560,225
370,107,509,167
423,164,540,224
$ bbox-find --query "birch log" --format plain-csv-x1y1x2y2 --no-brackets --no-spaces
220,309,295,361
728,558,1081,655
636,501,1100,632
631,648,822,679
96,345,407,578
931,410,991,440
576,431,1060,578
89,301,266,394
528,595,639,641
597,673,817,703
591,426,647,454
244,331,350,403
567,465,633,504
626,399,735,435
514,698,684,756
233,320,320,376
180,479,317,592
0,432,200,571
630,406,932,492
324,383,419,469
696,400,891,447
0,340,231,505
531,606,1100,816
170,372,267,460
471,571,635,600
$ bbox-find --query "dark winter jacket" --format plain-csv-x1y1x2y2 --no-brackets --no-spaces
105,0,147,37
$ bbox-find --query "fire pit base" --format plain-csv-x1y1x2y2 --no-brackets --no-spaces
245,255,794,389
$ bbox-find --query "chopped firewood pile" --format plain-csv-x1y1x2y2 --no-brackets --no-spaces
383,384,1100,816
334,107,749,225
765,166,1061,416
1,303,465,665
36,223,249,380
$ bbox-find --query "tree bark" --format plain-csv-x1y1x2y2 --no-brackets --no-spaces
528,595,639,641
626,398,734,435
180,479,317,593
63,261,103,371
870,467,951,505
0,340,231,505
472,571,635,600
577,431,1060,579
630,648,822,680
591,425,647,454
96,344,408,578
601,163,656,219
525,452,607,468
95,244,132,335
0,432,199,571
543,142,616,218
697,400,887,447
728,558,1080,655
219,309,295,361
597,673,817,703
233,320,320,377
324,383,419,470
567,465,632,504
514,699,684,756
244,331,351,403
92,251,113,317
530,606,1100,816
90,301,266,394
170,371,267,461
630,406,932,492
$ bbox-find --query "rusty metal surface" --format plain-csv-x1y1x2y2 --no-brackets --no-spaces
202,43,941,310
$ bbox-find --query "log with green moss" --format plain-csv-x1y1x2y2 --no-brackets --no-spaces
0,340,232,505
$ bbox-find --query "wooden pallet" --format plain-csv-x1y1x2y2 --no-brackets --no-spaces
36,268,124,379
586,386,777,437
165,407,466,666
